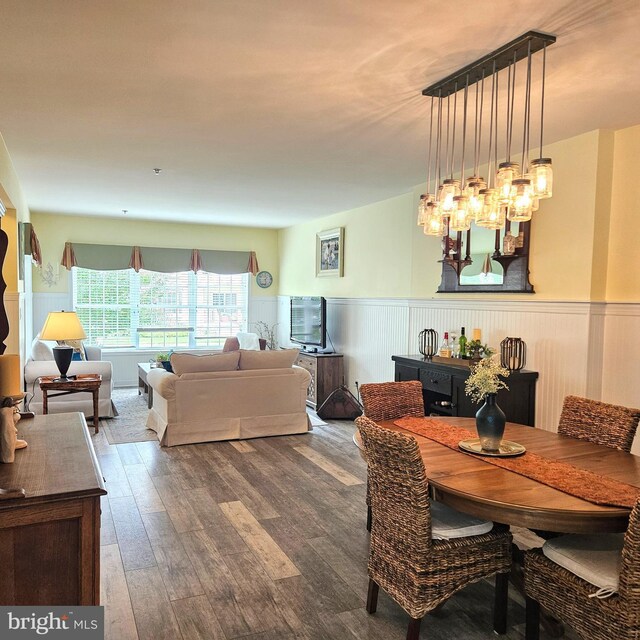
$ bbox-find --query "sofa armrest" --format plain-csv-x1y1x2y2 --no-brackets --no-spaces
85,345,103,361
147,368,178,401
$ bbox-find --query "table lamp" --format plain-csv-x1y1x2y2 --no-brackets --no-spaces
40,311,87,381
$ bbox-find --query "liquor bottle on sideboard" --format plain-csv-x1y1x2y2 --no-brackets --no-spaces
458,327,468,359
438,332,452,358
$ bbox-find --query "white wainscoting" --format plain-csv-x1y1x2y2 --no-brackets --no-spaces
277,296,639,440
600,304,640,409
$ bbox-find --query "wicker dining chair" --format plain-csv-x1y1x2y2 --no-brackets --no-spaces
524,497,640,640
357,416,512,640
359,381,424,531
558,395,640,453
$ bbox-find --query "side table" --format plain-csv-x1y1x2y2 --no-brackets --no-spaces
38,374,102,433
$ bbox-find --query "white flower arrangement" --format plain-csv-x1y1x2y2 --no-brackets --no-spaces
465,356,510,403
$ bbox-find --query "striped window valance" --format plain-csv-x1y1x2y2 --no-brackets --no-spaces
60,243,259,275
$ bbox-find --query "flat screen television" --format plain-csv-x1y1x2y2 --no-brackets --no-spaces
290,296,326,350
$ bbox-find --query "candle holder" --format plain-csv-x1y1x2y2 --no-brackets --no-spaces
418,329,438,358
500,337,526,372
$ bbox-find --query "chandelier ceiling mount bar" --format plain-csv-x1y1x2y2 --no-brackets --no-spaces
422,31,556,98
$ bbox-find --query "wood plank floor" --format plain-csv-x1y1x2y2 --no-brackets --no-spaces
94,403,574,639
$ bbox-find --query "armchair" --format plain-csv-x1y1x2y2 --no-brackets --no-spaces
24,343,116,418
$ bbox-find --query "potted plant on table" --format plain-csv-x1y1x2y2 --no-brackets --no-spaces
155,353,172,372
465,356,510,452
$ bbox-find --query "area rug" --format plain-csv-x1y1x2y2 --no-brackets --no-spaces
101,388,158,444
102,388,327,445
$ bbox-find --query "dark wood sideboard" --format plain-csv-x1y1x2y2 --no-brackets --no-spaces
393,355,538,426
295,352,344,410
0,412,106,605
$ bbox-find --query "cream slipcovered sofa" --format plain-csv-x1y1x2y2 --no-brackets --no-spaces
145,349,311,446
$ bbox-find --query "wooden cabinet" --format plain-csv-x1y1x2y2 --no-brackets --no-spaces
0,413,106,605
393,355,538,426
295,352,344,410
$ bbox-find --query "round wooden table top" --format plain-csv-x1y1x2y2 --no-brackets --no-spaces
353,417,640,533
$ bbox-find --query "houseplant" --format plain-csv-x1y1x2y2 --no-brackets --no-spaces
253,321,279,350
465,356,510,452
155,352,172,372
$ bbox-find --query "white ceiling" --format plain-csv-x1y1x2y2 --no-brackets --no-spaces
1,0,639,228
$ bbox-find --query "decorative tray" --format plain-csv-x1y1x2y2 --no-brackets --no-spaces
458,438,526,457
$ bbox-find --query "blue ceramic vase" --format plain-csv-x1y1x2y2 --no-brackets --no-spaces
475,393,506,452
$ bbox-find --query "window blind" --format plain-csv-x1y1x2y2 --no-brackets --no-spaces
73,268,248,348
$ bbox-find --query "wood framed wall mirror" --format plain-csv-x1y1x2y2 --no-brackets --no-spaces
438,219,534,293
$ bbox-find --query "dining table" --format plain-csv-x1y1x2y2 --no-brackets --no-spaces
354,416,640,534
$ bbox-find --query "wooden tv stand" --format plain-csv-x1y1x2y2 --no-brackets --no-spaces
295,352,344,410
0,412,106,605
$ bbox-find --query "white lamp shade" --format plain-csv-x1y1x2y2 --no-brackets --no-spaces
40,311,87,341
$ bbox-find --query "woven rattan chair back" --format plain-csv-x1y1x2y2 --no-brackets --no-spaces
356,415,512,635
356,416,432,599
558,395,640,453
359,381,424,422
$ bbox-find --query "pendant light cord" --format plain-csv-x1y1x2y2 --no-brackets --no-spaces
521,41,532,172
426,96,435,193
450,83,458,178
487,61,496,182
539,42,547,158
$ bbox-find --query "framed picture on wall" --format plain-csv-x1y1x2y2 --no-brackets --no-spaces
316,227,344,277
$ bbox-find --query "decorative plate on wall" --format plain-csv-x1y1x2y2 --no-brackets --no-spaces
256,270,273,288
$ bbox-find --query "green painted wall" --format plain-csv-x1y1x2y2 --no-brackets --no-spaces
30,212,279,297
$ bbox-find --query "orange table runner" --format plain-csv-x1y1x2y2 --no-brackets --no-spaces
394,416,640,509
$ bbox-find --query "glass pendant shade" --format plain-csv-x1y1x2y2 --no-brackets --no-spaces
496,162,520,204
423,205,445,236
464,176,485,197
475,189,505,229
466,179,487,218
530,158,553,198
417,195,428,226
507,178,534,221
449,196,471,232
437,179,461,217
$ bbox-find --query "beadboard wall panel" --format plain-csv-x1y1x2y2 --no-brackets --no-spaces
408,300,592,430
601,304,640,409
276,297,638,434
327,299,409,390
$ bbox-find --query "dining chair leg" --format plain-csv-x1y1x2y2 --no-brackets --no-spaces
366,579,379,614
366,505,372,532
493,572,509,634
406,617,422,640
525,596,540,640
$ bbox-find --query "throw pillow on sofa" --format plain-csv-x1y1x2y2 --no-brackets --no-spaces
31,336,55,361
170,351,240,376
239,348,299,370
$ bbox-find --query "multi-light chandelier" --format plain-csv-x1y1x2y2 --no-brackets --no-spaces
418,31,556,237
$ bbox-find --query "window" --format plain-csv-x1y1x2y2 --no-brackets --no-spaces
73,268,249,349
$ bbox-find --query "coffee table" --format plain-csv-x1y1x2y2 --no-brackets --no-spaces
38,374,102,433
137,362,155,409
